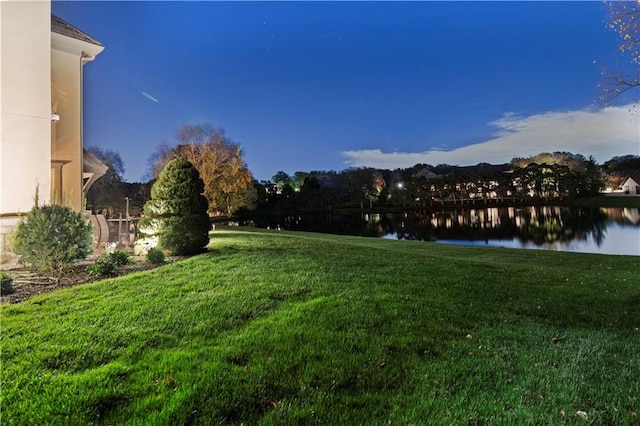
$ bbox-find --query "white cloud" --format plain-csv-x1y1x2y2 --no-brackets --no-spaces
343,105,640,169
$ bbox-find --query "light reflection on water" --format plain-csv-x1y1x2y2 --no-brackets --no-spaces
433,223,640,256
380,207,640,256
261,206,640,256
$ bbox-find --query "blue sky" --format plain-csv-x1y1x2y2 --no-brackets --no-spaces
52,1,639,183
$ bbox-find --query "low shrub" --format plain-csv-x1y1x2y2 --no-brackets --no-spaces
111,250,133,267
91,254,117,277
12,204,93,278
146,248,165,264
0,271,14,295
90,250,132,277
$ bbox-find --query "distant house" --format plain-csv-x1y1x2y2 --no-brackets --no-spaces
621,174,640,196
0,1,106,266
413,168,439,180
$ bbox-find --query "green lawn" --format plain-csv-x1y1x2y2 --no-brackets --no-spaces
2,228,639,424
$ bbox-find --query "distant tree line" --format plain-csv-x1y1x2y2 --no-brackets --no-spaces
87,140,638,219
246,152,638,216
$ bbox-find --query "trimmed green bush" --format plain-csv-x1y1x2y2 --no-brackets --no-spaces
90,250,132,277
110,250,133,267
146,247,165,264
139,157,211,255
90,254,117,277
12,204,93,278
0,271,14,295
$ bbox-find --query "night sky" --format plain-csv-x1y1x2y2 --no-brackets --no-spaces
52,1,639,183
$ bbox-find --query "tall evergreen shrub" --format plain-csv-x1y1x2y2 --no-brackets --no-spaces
138,157,211,255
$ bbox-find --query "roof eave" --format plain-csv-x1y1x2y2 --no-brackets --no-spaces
52,31,104,58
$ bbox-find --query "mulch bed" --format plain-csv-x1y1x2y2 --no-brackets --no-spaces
1,258,170,304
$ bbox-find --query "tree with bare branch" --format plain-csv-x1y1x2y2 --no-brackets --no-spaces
600,1,640,105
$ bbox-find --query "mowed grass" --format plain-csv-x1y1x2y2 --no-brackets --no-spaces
1,228,639,425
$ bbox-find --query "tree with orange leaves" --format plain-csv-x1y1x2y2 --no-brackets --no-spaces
150,123,256,215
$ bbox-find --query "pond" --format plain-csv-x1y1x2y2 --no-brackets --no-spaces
252,206,640,256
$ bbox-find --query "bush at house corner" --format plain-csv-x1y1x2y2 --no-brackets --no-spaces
138,157,211,256
12,204,93,278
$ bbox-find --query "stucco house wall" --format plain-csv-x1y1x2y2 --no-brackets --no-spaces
0,1,52,213
51,21,103,210
0,1,104,267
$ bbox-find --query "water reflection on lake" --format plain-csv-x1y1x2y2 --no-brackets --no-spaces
388,206,640,256
255,206,640,256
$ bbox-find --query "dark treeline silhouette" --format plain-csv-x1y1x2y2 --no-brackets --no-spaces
243,152,634,218
88,149,637,219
